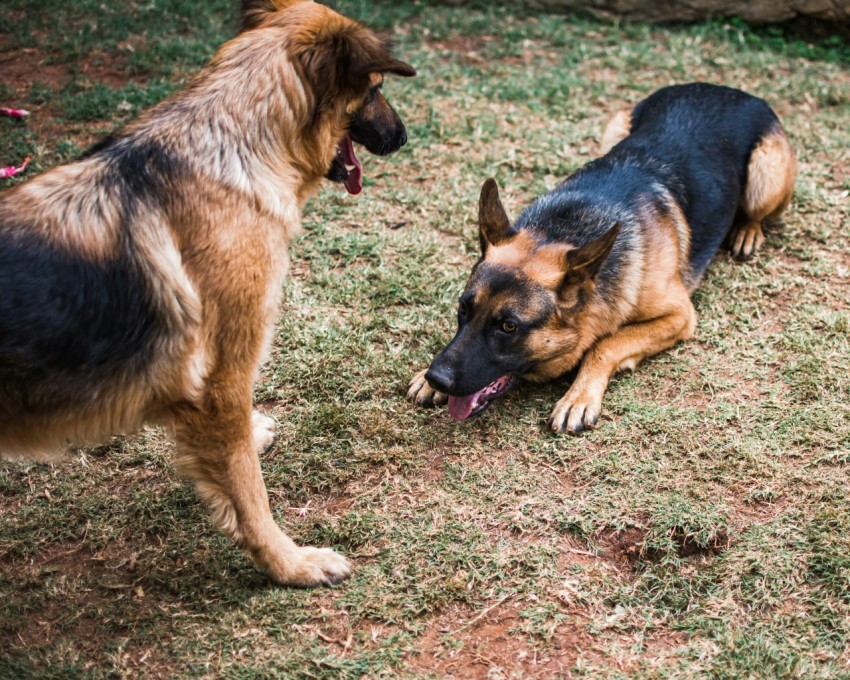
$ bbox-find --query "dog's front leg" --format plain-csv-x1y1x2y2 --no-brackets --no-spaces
548,297,697,435
173,389,351,587
407,367,448,407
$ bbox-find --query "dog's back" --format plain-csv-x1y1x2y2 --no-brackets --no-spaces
615,83,782,280
516,83,786,291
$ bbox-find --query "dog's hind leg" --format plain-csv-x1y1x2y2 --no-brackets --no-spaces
599,109,632,156
173,393,351,587
729,124,797,260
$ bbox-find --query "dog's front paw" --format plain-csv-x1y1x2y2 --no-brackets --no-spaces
268,546,352,588
406,368,447,407
252,410,276,454
547,391,603,435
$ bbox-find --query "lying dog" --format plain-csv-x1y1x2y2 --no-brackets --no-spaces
409,83,796,434
0,0,415,586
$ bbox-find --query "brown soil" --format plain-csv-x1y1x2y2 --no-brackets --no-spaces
0,42,139,150
0,45,136,99
0,538,175,677
406,600,595,678
596,525,730,570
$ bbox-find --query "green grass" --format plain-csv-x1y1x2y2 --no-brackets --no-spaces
1,1,849,677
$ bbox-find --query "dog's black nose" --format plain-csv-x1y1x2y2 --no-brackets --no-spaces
399,129,407,147
425,364,454,394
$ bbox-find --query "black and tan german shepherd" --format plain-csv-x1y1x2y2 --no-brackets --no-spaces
1,0,415,587
409,83,796,434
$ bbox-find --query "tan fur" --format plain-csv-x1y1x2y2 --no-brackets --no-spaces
3,164,124,260
729,123,797,260
521,201,686,380
406,367,446,406
486,231,573,289
660,190,695,289
599,109,632,156
1,0,414,586
548,209,696,430
528,204,696,433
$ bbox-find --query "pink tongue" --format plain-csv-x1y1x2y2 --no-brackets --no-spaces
340,135,362,195
448,391,485,421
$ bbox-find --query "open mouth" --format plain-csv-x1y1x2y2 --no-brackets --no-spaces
328,134,363,195
447,374,517,421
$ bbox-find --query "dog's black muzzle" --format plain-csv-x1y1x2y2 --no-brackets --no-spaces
349,95,408,156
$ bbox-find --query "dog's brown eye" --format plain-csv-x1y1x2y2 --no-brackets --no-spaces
501,320,518,333
458,302,469,317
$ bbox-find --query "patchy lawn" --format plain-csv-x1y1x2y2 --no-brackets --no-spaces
1,1,848,677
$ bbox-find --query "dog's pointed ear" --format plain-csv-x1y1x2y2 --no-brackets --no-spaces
479,178,513,254
240,0,310,31
560,222,620,291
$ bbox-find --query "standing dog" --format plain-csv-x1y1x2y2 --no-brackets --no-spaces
0,0,415,586
408,83,796,434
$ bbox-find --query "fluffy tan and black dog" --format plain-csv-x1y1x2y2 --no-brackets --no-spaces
0,0,414,586
409,83,796,435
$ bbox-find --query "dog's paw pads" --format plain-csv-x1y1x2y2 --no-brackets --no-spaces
406,368,447,407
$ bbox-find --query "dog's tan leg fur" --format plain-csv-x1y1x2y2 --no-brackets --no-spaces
729,125,797,260
599,109,632,156
163,195,351,587
549,209,696,435
548,284,696,434
173,388,350,587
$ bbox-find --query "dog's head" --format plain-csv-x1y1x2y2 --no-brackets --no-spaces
240,0,415,194
426,179,619,420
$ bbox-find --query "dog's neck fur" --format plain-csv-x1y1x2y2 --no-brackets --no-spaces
117,21,346,229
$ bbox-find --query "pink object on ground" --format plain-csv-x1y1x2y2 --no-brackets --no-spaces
0,156,31,179
1,106,33,178
0,107,30,118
